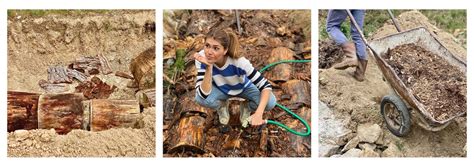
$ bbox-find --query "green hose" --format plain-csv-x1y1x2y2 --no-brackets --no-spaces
259,59,311,137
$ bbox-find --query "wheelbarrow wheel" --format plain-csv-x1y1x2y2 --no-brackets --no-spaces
380,95,411,137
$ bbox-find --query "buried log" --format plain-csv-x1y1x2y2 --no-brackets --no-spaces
8,92,142,133
130,47,156,90
38,93,85,134
7,91,40,132
282,80,311,107
88,99,141,132
266,47,294,82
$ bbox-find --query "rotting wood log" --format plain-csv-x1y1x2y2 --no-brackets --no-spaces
136,88,156,107
89,99,141,132
37,93,85,134
7,91,40,132
168,114,206,154
130,47,155,90
282,80,311,107
266,47,294,82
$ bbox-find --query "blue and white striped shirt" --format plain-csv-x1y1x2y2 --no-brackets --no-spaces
195,50,272,99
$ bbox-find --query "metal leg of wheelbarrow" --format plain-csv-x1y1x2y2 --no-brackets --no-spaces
380,94,411,137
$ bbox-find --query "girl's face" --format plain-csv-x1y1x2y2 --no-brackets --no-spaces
204,37,227,65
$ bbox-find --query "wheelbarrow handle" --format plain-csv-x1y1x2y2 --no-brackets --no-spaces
387,9,402,32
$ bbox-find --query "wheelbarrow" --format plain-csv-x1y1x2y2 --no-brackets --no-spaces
346,10,466,137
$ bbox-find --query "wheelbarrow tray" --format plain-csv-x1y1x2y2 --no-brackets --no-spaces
368,27,466,128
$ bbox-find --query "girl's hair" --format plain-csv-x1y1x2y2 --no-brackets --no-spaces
206,29,241,58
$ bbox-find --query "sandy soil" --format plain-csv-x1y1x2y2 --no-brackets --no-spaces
319,10,466,157
7,10,156,157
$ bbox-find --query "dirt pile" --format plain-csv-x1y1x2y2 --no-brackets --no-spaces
318,40,344,69
384,43,466,121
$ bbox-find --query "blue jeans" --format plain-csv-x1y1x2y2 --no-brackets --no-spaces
195,84,277,112
326,9,367,60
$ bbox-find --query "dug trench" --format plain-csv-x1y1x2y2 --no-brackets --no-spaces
319,11,466,157
163,10,311,157
7,10,156,157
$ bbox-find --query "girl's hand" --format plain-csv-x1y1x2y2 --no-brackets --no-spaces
249,113,265,126
193,53,213,66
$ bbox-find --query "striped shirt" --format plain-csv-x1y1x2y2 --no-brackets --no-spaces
195,50,272,99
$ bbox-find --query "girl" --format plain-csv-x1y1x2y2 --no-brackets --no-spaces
194,29,276,132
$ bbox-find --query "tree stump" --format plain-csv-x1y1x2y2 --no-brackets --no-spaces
266,47,294,82
89,99,141,132
38,93,85,134
168,114,206,154
7,91,40,132
130,47,155,90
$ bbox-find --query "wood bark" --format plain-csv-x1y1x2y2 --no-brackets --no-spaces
37,93,85,134
7,91,40,132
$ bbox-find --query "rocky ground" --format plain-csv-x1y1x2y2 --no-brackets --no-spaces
319,10,467,157
7,10,156,157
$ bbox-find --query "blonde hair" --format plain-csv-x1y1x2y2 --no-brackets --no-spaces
206,29,240,58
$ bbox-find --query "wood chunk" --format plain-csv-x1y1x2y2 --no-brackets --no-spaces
266,47,294,82
75,76,116,99
69,56,101,75
48,66,72,83
7,91,40,132
98,54,113,75
115,71,134,80
136,88,156,107
179,90,209,116
37,93,85,134
67,69,87,82
282,80,311,107
38,79,69,93
130,47,156,90
89,99,141,132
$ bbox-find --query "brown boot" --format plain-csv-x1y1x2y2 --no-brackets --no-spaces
353,59,368,82
333,42,358,70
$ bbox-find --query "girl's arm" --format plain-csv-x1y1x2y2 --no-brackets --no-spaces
250,89,271,125
200,65,213,94
194,51,213,98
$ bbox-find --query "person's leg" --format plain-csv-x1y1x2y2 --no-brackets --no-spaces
327,10,358,70
326,10,349,45
349,9,368,81
349,9,367,60
237,84,277,126
195,85,230,124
